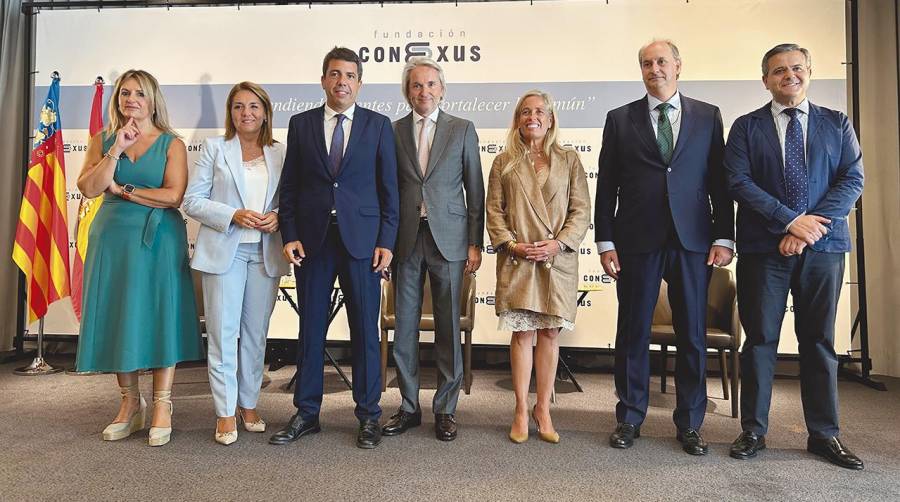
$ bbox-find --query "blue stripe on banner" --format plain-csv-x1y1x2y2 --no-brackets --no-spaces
36,80,846,130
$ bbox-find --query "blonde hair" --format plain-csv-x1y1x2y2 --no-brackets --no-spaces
502,90,565,170
224,81,275,147
106,69,178,137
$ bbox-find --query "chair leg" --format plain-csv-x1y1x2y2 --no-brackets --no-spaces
660,345,668,393
719,349,729,400
730,347,740,419
464,330,472,395
380,329,389,392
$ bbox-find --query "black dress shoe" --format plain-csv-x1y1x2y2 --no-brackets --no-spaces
807,436,864,470
357,419,382,449
676,429,709,456
381,410,422,436
434,414,458,441
268,413,320,445
730,431,766,459
609,423,640,449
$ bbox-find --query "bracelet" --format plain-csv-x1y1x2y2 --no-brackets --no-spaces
104,151,119,161
506,240,518,254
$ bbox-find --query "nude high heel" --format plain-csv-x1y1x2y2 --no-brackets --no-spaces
508,411,529,444
532,405,560,444
238,408,266,433
215,417,238,446
102,383,146,441
148,390,173,447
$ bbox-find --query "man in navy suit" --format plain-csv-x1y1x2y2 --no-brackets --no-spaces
595,40,734,455
725,44,864,469
270,47,399,449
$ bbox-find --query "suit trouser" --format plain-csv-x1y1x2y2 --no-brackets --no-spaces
614,245,710,431
202,242,279,418
737,250,843,438
293,223,382,421
393,221,465,415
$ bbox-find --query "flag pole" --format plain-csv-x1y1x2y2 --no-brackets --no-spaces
14,317,62,376
12,70,68,376
67,74,106,376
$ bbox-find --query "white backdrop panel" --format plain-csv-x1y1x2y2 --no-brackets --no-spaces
30,0,851,354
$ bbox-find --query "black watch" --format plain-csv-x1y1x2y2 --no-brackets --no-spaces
123,183,136,194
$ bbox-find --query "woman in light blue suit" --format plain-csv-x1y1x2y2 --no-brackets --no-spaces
183,82,289,445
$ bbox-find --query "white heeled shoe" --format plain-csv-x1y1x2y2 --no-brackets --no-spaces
215,417,238,445
148,390,173,447
102,384,146,441
238,408,266,433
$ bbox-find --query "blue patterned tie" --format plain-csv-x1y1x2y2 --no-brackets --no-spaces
783,108,808,213
329,113,345,177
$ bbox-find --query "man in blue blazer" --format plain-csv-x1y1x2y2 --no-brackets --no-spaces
270,47,399,449
725,44,864,469
595,40,734,455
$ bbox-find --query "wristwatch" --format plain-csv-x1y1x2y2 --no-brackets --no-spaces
122,184,136,194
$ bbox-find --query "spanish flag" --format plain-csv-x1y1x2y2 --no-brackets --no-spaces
70,78,105,321
12,74,71,323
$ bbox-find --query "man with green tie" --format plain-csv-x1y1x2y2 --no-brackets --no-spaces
594,40,735,455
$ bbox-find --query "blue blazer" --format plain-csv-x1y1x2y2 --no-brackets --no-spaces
594,95,734,254
278,105,399,260
724,102,864,254
183,136,290,277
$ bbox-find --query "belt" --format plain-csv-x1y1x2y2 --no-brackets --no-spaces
142,208,163,248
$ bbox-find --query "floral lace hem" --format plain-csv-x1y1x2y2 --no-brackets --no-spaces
497,309,575,332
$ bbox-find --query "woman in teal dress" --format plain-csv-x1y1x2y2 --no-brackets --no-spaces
75,69,203,447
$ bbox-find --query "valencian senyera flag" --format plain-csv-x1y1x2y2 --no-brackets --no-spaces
71,77,105,321
12,73,72,323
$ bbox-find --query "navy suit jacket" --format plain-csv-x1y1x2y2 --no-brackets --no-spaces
278,105,400,260
724,102,864,254
594,95,734,254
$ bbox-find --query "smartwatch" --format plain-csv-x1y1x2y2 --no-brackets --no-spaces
123,184,136,194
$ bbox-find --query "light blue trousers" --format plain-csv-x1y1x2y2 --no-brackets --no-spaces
202,242,279,418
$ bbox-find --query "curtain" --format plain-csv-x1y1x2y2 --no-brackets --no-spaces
0,0,27,352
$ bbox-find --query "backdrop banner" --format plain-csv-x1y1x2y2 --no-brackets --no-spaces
31,0,851,353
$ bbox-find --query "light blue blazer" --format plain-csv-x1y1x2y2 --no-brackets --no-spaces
183,136,290,277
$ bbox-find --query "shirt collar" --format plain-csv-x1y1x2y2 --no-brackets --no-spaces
647,91,681,112
771,98,809,117
324,103,355,122
413,107,440,125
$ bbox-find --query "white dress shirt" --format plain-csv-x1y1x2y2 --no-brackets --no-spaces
771,98,809,165
323,103,355,156
597,92,734,254
413,107,439,151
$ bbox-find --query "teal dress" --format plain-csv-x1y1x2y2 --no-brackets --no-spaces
75,132,204,372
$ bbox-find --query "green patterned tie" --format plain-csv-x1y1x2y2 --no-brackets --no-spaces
656,102,674,164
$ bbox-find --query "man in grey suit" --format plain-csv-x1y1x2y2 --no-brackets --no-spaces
381,57,485,441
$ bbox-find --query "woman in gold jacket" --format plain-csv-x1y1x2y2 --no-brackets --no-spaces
486,90,591,444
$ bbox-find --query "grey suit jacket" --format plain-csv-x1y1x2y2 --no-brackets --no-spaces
392,110,485,262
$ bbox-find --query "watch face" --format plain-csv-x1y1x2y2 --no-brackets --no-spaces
124,184,135,194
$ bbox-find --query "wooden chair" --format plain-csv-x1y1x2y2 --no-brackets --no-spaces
380,273,476,394
650,267,741,418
